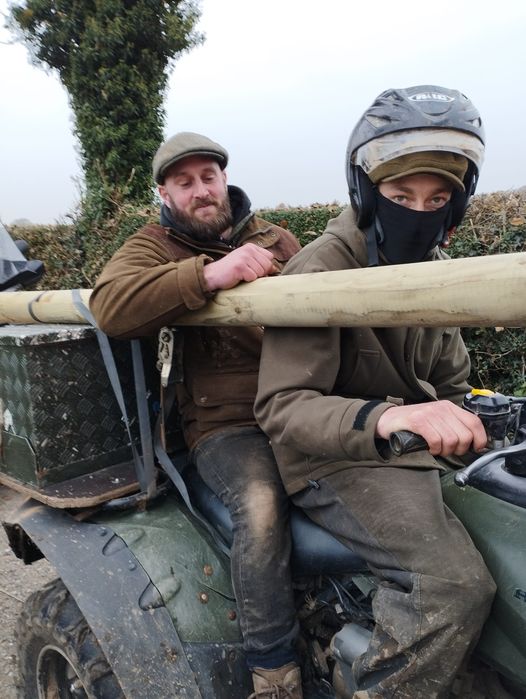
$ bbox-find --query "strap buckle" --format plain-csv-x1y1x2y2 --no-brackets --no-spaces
157,327,175,388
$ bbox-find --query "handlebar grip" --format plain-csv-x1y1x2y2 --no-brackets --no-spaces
389,431,429,457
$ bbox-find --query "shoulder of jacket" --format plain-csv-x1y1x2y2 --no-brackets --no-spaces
245,216,301,255
131,223,168,243
128,223,201,261
324,206,360,236
282,210,365,274
247,215,287,238
323,206,368,265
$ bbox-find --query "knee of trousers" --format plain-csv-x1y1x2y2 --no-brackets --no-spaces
424,562,496,629
464,565,497,618
233,481,289,532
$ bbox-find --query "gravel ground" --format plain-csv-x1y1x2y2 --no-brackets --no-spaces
0,486,55,699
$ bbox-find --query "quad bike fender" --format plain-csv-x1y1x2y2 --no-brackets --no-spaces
4,495,245,698
441,472,526,688
92,492,241,645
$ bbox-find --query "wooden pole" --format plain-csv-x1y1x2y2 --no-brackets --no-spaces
0,288,93,325
1,252,526,328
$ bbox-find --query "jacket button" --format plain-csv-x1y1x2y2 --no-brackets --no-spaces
199,396,208,404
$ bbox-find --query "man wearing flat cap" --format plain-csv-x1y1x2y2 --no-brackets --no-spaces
90,132,303,697
255,86,496,698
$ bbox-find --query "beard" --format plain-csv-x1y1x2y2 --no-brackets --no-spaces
166,193,234,242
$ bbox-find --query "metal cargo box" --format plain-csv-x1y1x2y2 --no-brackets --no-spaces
0,324,139,500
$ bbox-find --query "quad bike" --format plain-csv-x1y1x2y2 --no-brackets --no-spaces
1,225,526,699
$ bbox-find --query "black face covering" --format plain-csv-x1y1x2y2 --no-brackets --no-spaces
375,192,452,264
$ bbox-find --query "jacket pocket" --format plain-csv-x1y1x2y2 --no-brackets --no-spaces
191,372,259,408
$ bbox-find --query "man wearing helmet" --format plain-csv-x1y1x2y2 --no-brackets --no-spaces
255,86,496,698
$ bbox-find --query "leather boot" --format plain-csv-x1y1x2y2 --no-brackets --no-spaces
248,662,303,698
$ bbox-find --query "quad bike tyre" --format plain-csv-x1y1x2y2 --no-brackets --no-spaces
16,578,124,699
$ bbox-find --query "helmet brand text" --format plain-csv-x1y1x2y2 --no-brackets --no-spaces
409,93,455,102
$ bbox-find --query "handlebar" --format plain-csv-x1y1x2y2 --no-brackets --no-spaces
389,395,526,458
389,430,428,457
388,395,526,487
389,427,526,488
454,442,526,486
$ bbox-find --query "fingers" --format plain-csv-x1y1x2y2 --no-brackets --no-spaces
203,244,275,291
419,408,481,456
376,400,487,457
237,245,275,281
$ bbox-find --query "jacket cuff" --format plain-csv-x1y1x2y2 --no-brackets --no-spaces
178,255,215,309
340,400,394,461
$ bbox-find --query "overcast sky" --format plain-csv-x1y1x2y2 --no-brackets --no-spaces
1,0,525,224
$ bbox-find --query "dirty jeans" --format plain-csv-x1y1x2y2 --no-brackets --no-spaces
292,466,496,699
191,425,299,670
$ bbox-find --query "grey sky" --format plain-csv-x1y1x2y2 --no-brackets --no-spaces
1,0,525,224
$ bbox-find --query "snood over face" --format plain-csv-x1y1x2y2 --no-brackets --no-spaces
375,192,452,264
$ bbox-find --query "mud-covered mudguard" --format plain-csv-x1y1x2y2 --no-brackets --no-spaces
4,492,253,698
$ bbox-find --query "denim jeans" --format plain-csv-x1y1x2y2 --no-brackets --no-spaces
293,466,496,698
191,425,298,670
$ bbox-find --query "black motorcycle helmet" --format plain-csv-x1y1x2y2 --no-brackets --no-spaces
346,85,485,265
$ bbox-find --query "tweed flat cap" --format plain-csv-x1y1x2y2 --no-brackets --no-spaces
153,132,228,183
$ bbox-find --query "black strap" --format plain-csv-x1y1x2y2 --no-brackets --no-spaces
365,223,379,267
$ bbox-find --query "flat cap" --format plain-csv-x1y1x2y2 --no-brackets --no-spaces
153,132,229,183
368,151,468,191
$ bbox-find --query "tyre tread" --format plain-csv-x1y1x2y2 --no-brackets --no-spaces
15,577,124,699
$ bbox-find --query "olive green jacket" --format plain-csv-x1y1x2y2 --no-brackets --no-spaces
254,206,471,494
90,212,300,449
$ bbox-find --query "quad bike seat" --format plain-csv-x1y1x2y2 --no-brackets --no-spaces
184,465,367,578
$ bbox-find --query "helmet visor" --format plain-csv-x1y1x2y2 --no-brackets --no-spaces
353,128,485,181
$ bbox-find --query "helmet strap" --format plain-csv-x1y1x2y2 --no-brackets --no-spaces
438,205,454,246
365,222,380,267
349,166,377,229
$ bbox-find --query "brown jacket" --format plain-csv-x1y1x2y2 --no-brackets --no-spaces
90,201,300,449
254,206,472,494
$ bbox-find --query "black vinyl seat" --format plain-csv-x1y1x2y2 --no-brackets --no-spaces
184,465,367,578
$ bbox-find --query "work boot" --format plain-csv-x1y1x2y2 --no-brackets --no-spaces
248,662,303,698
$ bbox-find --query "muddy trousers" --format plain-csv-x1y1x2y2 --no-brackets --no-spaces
292,466,496,699
191,426,299,670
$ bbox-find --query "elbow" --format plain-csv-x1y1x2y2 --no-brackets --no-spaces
89,293,133,338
